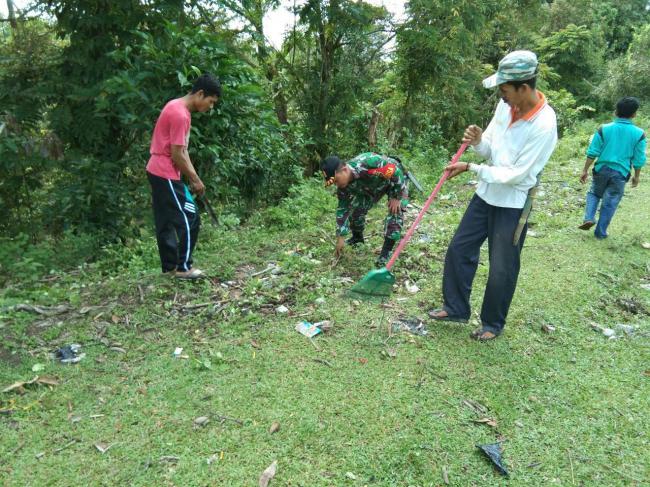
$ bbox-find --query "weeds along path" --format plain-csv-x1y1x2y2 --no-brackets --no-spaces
1,138,649,485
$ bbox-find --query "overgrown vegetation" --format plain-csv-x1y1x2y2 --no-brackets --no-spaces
1,0,648,254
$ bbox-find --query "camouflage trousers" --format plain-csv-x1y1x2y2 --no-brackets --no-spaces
348,193,405,242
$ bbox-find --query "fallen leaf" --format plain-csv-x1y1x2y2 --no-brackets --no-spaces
472,417,498,428
259,460,278,487
269,421,280,434
357,358,368,365
111,315,120,324
541,324,556,333
13,304,70,316
314,320,333,332
3,375,59,394
194,416,210,427
94,442,113,454
159,455,179,464
462,399,488,414
2,381,28,394
110,347,126,354
32,376,52,386
251,340,261,349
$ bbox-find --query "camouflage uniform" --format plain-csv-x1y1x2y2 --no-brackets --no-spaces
336,153,409,242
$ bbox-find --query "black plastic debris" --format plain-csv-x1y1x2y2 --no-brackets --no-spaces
55,344,85,364
476,442,509,476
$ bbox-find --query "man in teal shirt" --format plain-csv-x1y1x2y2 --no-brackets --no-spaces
579,97,646,239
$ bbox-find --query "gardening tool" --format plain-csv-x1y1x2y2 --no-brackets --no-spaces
348,143,469,299
199,195,219,226
405,170,425,193
512,172,542,246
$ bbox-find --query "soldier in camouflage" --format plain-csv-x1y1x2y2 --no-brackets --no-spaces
321,152,409,267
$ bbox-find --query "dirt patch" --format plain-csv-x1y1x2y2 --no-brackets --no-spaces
616,297,648,315
234,264,256,282
0,346,22,366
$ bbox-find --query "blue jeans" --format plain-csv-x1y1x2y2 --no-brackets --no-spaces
583,166,626,239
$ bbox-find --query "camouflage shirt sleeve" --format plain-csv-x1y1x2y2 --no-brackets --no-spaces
388,164,408,201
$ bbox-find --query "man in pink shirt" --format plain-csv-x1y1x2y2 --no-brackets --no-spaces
146,73,221,279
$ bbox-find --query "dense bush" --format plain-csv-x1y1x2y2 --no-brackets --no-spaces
595,24,650,107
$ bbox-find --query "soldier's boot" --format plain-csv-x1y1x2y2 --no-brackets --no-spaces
346,231,365,246
375,238,396,268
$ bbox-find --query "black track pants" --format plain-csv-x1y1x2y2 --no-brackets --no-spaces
147,172,200,273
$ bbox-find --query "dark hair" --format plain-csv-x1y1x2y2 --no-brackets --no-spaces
191,73,221,98
505,76,537,91
320,156,343,179
615,96,640,118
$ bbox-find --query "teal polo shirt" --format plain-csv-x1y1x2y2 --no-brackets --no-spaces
587,118,646,177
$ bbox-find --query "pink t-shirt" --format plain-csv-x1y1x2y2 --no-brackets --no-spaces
146,99,191,180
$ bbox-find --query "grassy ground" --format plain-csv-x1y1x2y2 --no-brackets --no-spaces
1,127,649,486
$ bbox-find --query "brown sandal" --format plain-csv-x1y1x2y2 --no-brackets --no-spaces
578,220,595,230
428,308,468,324
470,328,498,341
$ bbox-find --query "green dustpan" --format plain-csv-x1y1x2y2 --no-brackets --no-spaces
348,143,469,300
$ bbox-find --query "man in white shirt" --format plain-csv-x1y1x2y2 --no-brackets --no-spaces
429,50,558,341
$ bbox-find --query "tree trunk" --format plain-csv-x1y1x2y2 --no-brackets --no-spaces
367,107,381,148
7,0,17,28
251,16,289,125
266,61,288,125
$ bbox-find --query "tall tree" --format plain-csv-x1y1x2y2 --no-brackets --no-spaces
289,0,393,172
6,0,17,28
217,0,289,124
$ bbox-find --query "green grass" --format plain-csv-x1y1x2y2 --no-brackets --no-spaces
1,129,649,486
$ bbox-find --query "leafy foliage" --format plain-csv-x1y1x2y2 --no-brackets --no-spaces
0,20,63,236
595,24,650,107
287,0,393,172
0,0,648,256
536,24,605,98
100,22,298,211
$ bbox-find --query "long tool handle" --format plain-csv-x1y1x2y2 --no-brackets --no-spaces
200,195,220,226
385,143,469,271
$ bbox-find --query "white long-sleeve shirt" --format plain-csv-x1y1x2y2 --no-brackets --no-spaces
468,93,558,208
